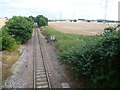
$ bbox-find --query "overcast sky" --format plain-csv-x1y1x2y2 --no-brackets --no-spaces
0,0,119,20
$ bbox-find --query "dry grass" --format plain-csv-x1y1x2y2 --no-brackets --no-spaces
0,18,7,28
2,50,19,82
49,21,118,35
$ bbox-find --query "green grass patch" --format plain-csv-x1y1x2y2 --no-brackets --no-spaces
41,26,87,52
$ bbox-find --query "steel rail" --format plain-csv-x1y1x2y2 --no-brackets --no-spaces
36,27,52,89
33,25,51,89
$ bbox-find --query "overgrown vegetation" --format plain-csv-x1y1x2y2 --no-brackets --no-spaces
41,26,87,52
1,15,48,51
1,16,34,82
1,15,48,82
2,16,34,44
1,30,17,51
41,26,120,88
2,50,20,81
29,15,48,27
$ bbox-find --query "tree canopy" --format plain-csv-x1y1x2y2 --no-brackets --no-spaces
2,16,34,44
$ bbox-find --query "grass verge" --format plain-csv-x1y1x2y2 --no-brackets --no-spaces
41,26,87,53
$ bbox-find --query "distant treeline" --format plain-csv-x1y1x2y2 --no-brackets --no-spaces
49,19,120,23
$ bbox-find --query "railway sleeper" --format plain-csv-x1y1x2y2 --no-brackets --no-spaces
36,72,45,75
36,68,44,71
36,78,47,82
36,66,44,68
36,81,48,85
36,85,48,88
36,75,46,78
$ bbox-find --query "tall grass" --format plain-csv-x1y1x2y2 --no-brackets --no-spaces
41,26,86,52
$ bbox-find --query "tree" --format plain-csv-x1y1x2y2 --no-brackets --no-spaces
29,16,36,22
2,16,34,44
36,15,48,27
1,29,16,50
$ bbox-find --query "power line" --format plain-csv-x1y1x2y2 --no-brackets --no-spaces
104,0,108,21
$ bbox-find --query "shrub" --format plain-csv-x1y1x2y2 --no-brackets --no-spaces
36,15,48,27
104,26,117,33
2,16,33,44
41,26,120,88
1,30,17,50
60,27,120,88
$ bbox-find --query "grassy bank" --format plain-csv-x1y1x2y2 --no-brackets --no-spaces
41,26,87,52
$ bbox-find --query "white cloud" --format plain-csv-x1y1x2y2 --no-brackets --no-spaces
0,0,119,20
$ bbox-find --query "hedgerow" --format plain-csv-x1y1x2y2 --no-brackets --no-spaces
60,26,120,88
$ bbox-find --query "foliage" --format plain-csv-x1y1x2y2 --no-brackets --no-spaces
29,16,36,22
60,27,120,88
29,15,48,27
104,26,117,33
36,15,48,27
2,16,34,44
41,26,120,88
0,30,17,50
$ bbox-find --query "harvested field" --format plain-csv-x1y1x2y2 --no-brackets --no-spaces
49,21,117,35
0,18,7,28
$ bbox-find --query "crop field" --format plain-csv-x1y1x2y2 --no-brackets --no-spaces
49,21,117,35
0,18,7,28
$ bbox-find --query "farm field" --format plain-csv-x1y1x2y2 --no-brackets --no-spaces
49,21,117,35
0,18,7,28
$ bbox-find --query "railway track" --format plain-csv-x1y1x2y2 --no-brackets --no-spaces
33,25,51,89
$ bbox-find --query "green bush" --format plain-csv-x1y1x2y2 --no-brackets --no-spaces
36,15,48,27
41,26,120,88
0,30,16,50
104,26,117,33
2,16,34,44
29,15,48,27
60,27,120,88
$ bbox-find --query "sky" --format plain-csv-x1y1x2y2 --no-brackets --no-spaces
0,0,119,20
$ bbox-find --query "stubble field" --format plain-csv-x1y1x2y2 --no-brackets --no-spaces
49,21,117,35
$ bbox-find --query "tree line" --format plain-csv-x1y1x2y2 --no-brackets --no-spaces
29,15,48,27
